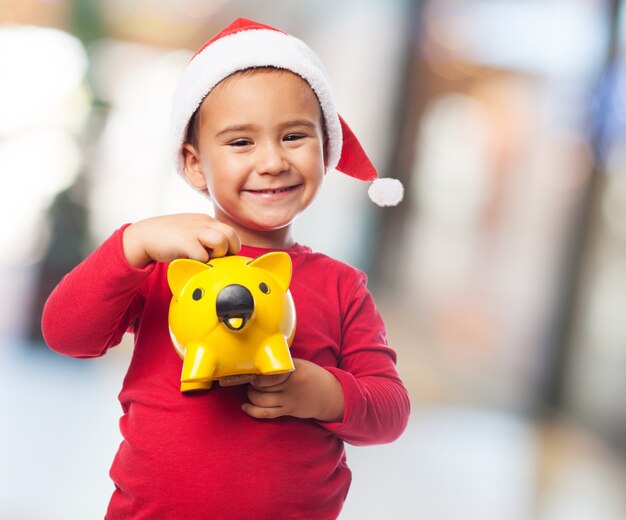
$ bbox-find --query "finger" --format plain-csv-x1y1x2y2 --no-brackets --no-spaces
195,228,231,259
247,387,283,407
241,402,284,420
217,223,241,255
252,372,292,390
183,242,211,263
201,219,241,256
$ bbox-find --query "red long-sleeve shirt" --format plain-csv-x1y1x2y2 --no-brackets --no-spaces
42,226,410,519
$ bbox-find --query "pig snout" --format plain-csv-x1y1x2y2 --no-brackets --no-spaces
216,284,254,331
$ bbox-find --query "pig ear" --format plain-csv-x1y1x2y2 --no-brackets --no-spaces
167,259,212,295
248,252,292,292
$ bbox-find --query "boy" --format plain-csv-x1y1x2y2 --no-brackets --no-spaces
42,18,409,520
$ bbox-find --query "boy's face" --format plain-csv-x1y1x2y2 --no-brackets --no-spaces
182,69,327,243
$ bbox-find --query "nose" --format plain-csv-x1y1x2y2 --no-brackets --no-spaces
257,142,288,175
216,284,254,331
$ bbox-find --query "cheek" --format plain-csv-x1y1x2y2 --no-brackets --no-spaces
206,149,248,175
306,149,327,180
202,156,236,188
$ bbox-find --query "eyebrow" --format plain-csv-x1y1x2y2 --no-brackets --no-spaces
280,119,318,130
215,119,318,138
215,124,259,138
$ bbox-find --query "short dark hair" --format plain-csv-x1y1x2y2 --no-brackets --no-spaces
185,106,201,149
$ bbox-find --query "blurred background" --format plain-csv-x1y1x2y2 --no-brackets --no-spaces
1,0,626,518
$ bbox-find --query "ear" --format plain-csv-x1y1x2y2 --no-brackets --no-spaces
247,252,292,292
323,135,330,173
167,259,212,295
182,143,208,189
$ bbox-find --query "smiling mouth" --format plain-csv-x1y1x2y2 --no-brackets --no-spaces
245,185,300,195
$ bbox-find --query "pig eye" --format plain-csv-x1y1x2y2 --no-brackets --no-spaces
192,288,204,301
259,282,270,294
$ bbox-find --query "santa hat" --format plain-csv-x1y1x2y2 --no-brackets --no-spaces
170,17,403,207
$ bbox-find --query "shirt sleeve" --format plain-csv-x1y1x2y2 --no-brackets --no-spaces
319,272,410,446
41,225,155,358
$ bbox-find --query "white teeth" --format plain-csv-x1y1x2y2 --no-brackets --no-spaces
255,187,288,194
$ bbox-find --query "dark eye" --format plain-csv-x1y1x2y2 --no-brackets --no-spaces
230,139,252,147
192,288,204,301
259,283,270,294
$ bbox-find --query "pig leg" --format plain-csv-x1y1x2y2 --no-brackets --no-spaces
255,336,295,375
180,342,217,392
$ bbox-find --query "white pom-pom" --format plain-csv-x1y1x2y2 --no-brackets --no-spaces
368,177,404,207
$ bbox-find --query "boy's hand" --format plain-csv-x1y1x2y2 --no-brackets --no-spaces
242,359,345,422
123,213,240,268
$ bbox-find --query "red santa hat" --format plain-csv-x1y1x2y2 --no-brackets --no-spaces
170,17,403,207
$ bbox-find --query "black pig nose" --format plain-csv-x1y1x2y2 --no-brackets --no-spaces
216,284,254,331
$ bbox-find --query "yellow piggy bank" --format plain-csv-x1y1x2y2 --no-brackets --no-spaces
167,252,296,392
